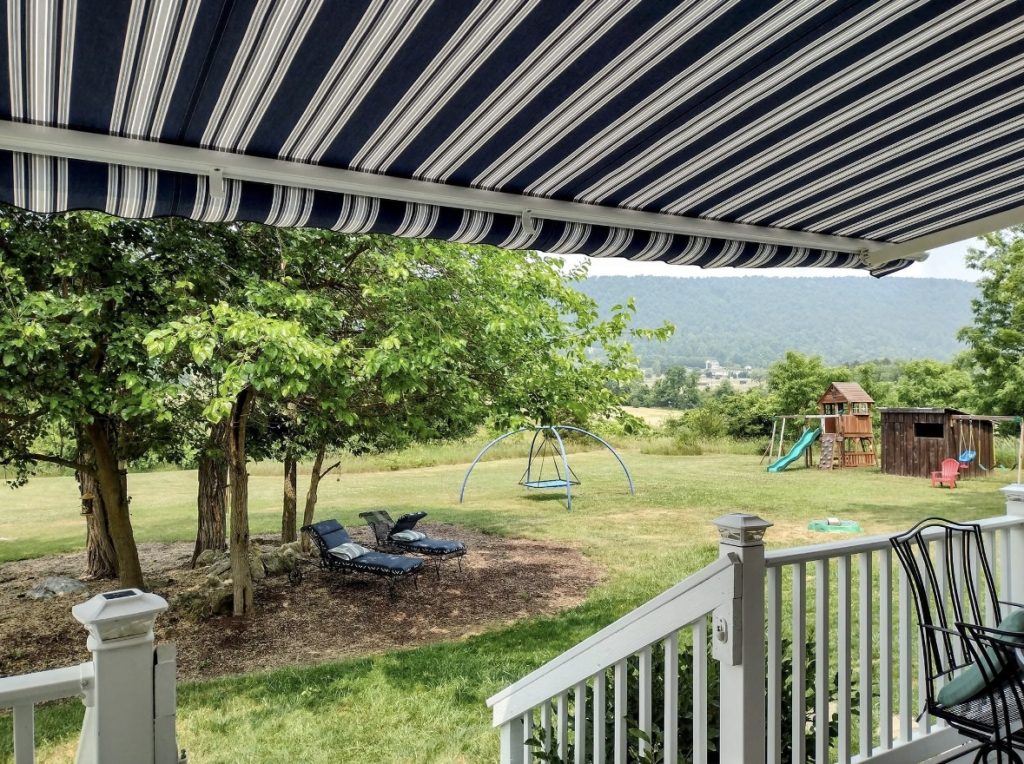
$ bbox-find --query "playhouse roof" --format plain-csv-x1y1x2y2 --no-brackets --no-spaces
818,382,874,405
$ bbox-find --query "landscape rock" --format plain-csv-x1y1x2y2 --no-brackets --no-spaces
248,551,266,582
211,558,231,577
25,576,87,600
207,583,233,615
194,549,219,567
260,551,292,577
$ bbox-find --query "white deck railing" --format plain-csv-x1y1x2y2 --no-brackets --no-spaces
0,589,183,764
488,554,737,763
0,662,94,763
490,484,1024,764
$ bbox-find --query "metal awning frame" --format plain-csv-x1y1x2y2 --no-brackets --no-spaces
0,120,938,269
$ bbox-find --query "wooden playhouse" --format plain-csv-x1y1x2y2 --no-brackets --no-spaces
815,382,876,469
880,408,993,479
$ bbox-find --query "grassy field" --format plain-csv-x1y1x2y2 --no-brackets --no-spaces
0,442,1014,762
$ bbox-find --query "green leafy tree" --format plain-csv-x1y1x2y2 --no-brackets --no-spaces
149,234,664,615
889,359,973,409
766,352,850,415
0,209,245,587
959,228,1024,415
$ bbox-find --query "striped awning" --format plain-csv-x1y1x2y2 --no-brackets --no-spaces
1,1,1022,275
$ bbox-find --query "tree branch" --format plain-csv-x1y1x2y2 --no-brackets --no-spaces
7,452,93,473
318,461,341,480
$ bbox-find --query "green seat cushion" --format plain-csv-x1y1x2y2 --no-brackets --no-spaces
936,609,1024,707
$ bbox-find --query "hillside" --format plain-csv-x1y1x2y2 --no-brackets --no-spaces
576,276,977,368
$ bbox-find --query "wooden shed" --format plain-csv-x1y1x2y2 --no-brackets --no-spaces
880,408,993,479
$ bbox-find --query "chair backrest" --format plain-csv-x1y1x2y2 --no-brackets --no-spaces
359,510,395,546
302,519,350,558
891,518,1001,706
393,511,427,535
941,458,960,479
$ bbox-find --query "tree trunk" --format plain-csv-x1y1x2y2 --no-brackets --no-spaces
301,447,326,553
227,388,256,617
77,436,117,580
192,421,229,566
281,454,297,543
84,419,144,589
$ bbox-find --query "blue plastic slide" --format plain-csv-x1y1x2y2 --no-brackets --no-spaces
767,427,821,473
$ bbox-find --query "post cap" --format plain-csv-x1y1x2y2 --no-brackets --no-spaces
72,589,168,643
712,513,773,547
1001,484,1024,499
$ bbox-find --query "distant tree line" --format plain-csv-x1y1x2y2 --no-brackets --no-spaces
621,224,1024,443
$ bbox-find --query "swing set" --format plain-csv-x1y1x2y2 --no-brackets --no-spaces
952,414,1024,483
459,425,635,511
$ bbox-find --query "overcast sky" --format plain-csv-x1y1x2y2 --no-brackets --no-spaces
554,238,981,281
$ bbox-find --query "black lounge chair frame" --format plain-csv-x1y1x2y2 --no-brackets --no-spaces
359,510,466,579
300,519,423,599
891,517,1024,763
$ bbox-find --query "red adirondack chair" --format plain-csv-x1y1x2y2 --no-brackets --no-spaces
931,458,959,489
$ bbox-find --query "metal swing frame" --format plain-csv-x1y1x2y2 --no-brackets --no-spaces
459,425,634,511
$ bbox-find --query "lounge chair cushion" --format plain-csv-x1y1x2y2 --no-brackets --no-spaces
345,552,423,575
392,530,426,541
401,538,466,555
936,609,1024,707
329,542,370,561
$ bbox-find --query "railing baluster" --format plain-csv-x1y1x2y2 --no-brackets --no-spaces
767,566,782,764
638,646,652,757
523,711,533,764
663,632,679,764
574,681,586,764
898,565,912,743
13,703,34,764
692,617,707,764
613,659,627,764
791,562,807,764
593,672,606,764
815,558,830,764
838,555,851,764
858,551,873,759
557,691,568,760
1001,528,1012,603
879,547,893,751
542,699,552,756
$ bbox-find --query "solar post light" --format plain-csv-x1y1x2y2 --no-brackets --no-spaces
72,589,171,764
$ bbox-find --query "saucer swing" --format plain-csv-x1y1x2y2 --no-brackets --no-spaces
458,425,634,511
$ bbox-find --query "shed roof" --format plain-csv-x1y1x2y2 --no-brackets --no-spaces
879,407,966,415
819,382,874,405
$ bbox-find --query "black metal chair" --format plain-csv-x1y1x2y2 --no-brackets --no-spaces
299,519,423,599
892,517,1024,762
358,510,466,579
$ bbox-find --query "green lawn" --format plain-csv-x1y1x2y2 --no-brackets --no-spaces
0,449,1013,762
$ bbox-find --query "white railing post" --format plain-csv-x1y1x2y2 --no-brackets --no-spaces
72,589,169,764
1003,484,1024,601
500,715,526,764
712,513,771,764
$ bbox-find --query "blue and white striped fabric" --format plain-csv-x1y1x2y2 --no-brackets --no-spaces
0,1,1022,275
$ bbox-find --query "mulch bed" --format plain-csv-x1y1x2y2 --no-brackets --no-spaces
0,523,603,681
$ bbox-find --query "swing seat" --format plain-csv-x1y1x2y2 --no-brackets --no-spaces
958,449,977,463
521,478,578,489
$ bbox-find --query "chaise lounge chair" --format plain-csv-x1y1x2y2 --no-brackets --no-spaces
299,519,423,598
359,510,467,578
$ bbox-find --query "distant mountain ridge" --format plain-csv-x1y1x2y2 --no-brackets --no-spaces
576,276,977,368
